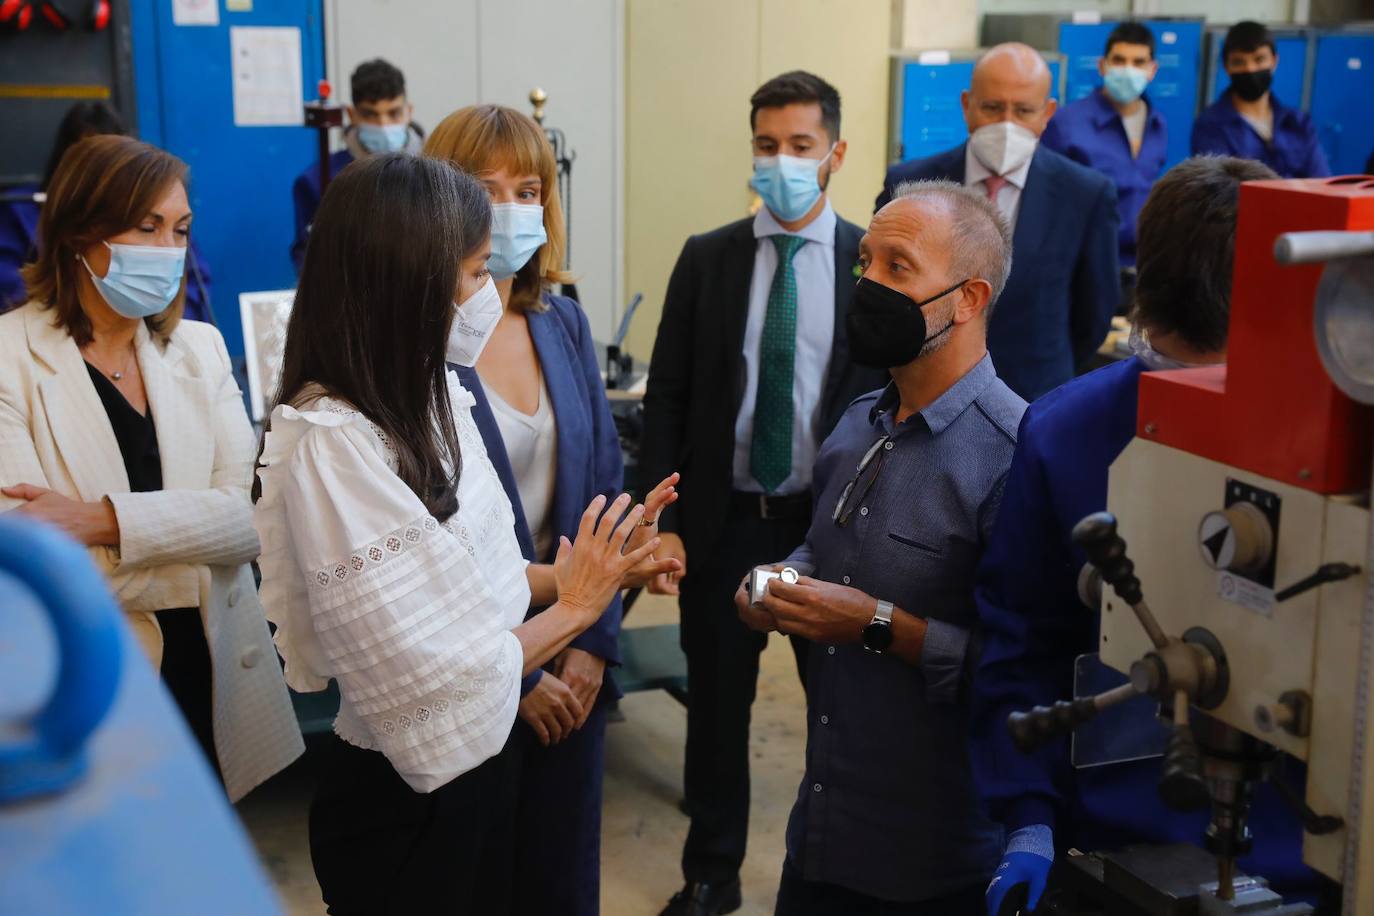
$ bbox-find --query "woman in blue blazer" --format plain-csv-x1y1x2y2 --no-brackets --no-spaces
427,104,677,915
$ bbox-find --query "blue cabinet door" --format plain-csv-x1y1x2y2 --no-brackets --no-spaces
130,0,324,356
897,57,1061,164
1059,19,1202,169
1310,32,1374,175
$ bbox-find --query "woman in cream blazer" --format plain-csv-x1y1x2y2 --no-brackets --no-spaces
0,135,301,801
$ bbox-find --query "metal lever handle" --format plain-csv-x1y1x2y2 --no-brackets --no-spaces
1274,230,1374,265
1072,512,1169,649
1007,682,1139,753
1159,690,1210,812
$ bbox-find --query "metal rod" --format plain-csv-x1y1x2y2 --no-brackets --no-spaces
1133,598,1170,651
1094,681,1142,712
1274,230,1374,265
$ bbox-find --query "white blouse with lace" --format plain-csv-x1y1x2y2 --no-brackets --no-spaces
253,371,529,793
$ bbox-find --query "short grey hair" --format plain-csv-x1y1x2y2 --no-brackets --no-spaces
890,179,1013,314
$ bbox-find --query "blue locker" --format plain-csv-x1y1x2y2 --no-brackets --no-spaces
1058,19,1204,169
1205,29,1310,110
895,56,1061,164
1309,31,1374,175
130,0,325,357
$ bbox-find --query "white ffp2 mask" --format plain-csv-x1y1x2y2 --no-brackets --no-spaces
446,276,503,367
969,121,1039,177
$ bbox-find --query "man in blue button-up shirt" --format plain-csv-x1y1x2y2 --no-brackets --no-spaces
1043,22,1167,270
1191,21,1330,179
738,180,1026,914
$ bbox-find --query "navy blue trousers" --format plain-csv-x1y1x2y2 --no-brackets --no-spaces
512,695,609,916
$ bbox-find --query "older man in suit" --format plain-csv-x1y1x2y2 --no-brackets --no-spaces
878,43,1119,402
640,70,886,916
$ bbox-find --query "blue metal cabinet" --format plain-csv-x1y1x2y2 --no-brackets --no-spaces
1058,19,1203,169
129,0,324,356
891,55,1062,164
1205,28,1311,111
1309,30,1374,175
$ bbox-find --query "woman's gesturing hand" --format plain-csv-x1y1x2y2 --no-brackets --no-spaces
621,472,683,589
553,493,660,626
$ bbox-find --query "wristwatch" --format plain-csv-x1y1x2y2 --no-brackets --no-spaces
862,599,895,653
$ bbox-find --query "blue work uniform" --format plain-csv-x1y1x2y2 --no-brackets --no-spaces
1042,91,1168,267
970,356,1315,897
290,148,355,274
1191,92,1331,179
0,183,216,323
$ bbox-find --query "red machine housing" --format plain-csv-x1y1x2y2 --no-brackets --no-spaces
1137,177,1374,495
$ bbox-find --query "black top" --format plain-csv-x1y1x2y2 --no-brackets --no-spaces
85,362,162,492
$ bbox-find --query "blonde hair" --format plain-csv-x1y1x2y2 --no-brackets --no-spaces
423,105,573,313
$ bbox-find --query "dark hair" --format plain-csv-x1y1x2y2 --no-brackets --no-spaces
350,58,406,105
272,154,491,519
1133,156,1278,353
1222,21,1276,61
21,135,186,345
43,101,127,189
750,70,841,143
1105,22,1154,58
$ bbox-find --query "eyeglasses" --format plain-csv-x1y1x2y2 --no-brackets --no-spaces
973,100,1046,121
832,434,891,527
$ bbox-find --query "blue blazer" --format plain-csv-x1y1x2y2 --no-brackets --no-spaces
876,144,1120,402
290,149,355,274
0,183,216,322
970,357,1310,894
454,294,625,697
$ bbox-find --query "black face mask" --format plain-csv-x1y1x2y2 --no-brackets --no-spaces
846,276,967,369
1229,68,1273,103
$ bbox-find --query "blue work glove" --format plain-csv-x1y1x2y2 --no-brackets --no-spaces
986,824,1053,915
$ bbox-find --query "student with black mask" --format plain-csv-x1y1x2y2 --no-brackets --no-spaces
1191,21,1330,178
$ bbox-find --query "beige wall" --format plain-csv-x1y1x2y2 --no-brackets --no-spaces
623,0,893,359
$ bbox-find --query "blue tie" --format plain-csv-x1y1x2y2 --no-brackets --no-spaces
750,234,807,493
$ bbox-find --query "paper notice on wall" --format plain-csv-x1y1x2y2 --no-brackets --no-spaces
230,26,304,127
173,0,219,26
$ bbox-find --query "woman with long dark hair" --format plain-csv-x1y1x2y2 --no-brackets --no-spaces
253,153,675,914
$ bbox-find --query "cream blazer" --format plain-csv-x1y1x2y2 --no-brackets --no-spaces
0,302,304,801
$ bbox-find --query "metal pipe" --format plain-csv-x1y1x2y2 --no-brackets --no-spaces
1275,230,1374,265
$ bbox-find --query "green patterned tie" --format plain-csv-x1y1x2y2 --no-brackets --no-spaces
750,234,807,493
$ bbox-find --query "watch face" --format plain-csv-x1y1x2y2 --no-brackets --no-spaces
863,621,893,653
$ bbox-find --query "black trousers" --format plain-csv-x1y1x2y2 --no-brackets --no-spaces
775,857,984,916
155,607,220,779
309,731,521,916
680,509,810,884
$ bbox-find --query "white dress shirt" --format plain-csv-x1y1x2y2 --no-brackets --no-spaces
732,200,836,495
485,374,558,560
964,145,1034,231
254,370,527,793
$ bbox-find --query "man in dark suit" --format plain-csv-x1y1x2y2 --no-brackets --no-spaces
640,71,886,916
878,43,1119,402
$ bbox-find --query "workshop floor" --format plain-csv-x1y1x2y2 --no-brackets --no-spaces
237,593,809,915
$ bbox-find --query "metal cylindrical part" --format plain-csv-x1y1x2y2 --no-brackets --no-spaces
1274,229,1374,265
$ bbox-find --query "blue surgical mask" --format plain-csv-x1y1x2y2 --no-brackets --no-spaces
1103,66,1150,106
750,144,835,223
488,203,548,280
357,123,409,154
81,241,186,319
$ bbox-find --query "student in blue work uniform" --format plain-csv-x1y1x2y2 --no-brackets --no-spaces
971,155,1329,916
1042,21,1167,294
1,102,215,323
289,58,423,272
1192,21,1330,179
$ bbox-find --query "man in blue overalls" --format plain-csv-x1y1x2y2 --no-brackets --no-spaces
1042,21,1167,305
1192,21,1330,179
971,155,1328,916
